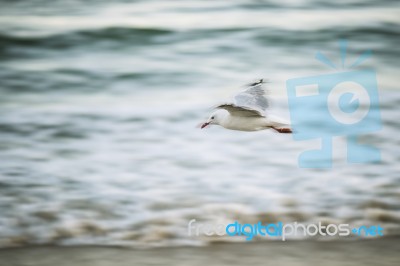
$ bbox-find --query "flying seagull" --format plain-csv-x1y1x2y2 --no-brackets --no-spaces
200,79,292,133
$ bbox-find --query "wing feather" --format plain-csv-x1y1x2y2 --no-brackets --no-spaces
215,103,263,117
215,79,269,117
234,79,269,111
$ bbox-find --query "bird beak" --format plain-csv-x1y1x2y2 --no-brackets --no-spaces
201,122,210,129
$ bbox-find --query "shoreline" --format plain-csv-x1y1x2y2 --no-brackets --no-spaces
0,237,399,266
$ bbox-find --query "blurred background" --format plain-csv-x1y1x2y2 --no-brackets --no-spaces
0,0,399,252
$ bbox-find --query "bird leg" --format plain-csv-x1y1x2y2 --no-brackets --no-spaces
272,127,292,133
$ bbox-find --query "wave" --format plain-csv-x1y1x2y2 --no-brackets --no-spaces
0,201,399,248
0,26,174,58
253,23,400,45
0,23,398,54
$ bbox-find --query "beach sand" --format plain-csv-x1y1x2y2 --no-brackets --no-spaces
0,238,399,266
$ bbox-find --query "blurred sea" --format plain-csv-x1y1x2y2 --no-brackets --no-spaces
0,0,400,248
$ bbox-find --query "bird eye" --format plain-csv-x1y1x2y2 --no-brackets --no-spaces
211,116,215,119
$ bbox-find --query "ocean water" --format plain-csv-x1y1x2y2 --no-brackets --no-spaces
0,0,399,248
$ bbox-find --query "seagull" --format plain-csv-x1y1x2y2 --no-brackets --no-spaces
200,79,292,133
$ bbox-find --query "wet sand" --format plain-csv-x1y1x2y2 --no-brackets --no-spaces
0,238,399,266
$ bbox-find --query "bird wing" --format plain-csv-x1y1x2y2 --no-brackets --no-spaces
215,103,264,117
215,79,269,117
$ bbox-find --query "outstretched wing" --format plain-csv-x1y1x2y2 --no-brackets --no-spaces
216,79,269,117
215,103,263,117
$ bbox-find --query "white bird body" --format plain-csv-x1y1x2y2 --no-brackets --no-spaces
201,79,292,133
214,110,276,131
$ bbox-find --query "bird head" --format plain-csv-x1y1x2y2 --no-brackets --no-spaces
201,110,223,129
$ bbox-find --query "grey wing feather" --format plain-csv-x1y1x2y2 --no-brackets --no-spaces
215,79,269,117
215,103,263,117
234,79,269,112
